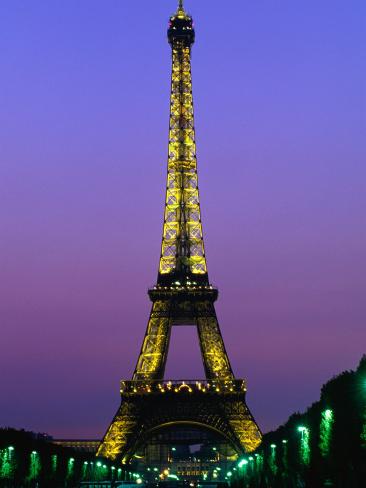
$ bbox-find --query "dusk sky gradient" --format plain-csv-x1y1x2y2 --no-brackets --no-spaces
1,0,365,438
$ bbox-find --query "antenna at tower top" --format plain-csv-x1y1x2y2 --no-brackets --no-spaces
177,0,185,14
174,0,187,19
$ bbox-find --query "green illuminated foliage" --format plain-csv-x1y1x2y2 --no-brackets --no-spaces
256,453,263,472
52,454,57,474
0,448,14,479
82,461,88,480
238,458,248,468
269,444,277,475
67,457,74,479
28,451,41,481
361,407,366,448
319,409,334,457
298,426,310,465
282,440,288,471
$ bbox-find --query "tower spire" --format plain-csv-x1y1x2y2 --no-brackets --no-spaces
163,2,203,286
177,0,186,17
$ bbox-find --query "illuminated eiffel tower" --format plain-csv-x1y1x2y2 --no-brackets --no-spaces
97,1,261,464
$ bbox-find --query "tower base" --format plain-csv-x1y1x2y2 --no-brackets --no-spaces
97,379,261,463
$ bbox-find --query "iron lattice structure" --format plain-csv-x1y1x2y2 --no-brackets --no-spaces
98,1,261,463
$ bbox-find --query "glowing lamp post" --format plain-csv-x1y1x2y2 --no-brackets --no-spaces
298,426,310,465
298,426,307,436
320,409,334,457
238,459,248,468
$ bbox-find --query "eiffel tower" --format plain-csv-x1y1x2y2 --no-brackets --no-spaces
97,1,261,464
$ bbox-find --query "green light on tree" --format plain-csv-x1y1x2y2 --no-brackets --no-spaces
28,451,41,481
361,383,366,448
67,457,75,479
319,409,334,457
52,454,57,475
238,458,248,478
82,461,88,480
269,443,277,475
0,448,15,479
256,453,263,473
282,439,288,472
298,426,310,465
238,459,248,468
362,415,366,448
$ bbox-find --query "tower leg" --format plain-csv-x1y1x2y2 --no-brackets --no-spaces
196,301,234,380
96,401,140,462
133,300,172,381
224,400,263,453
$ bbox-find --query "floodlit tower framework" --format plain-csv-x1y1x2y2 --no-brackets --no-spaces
98,1,261,463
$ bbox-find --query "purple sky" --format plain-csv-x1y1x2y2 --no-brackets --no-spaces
1,0,365,438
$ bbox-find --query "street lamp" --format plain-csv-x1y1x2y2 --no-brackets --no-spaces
238,459,248,468
324,409,333,420
298,426,309,440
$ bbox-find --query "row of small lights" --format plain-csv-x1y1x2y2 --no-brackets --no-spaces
122,380,245,394
170,26,193,31
237,427,308,467
3,449,143,482
153,283,214,290
2,448,218,485
236,414,333,470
